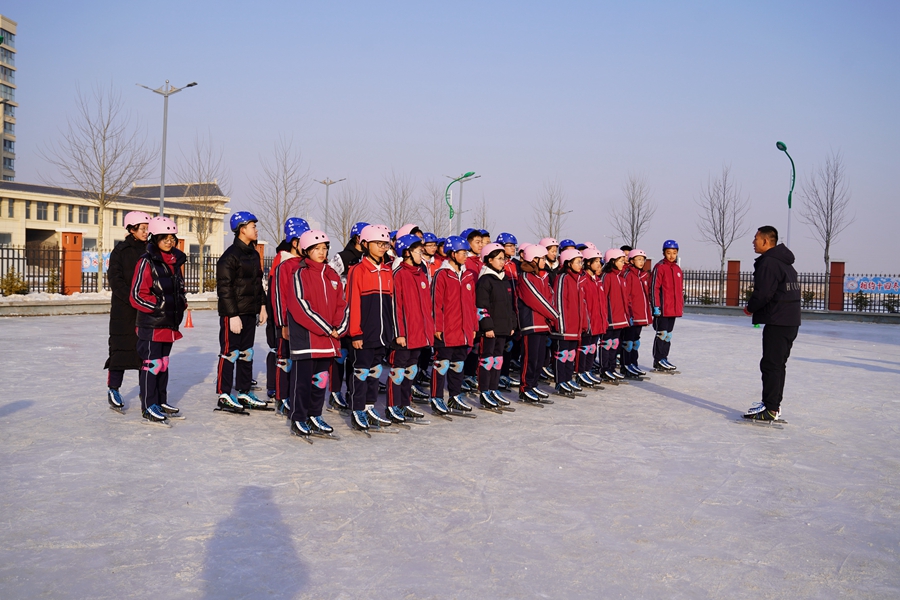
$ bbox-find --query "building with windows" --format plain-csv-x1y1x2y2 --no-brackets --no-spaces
0,14,16,181
0,181,230,256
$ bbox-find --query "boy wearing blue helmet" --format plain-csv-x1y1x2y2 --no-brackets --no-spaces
650,240,684,372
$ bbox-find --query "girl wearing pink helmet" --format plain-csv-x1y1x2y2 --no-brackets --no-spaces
552,248,588,396
597,249,630,383
576,248,608,387
474,243,516,411
516,244,558,404
105,211,152,413
619,249,653,377
129,217,188,425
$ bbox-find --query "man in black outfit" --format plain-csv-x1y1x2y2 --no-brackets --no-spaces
743,225,801,421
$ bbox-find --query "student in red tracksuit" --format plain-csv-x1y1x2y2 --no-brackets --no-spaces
651,240,684,371
576,247,608,387
475,243,517,411
430,235,478,415
387,234,435,424
598,249,630,382
552,247,587,396
129,217,187,425
620,248,653,377
346,225,395,432
516,244,559,404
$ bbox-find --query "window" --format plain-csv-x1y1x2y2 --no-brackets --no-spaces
2,103,12,117
68,205,74,222
83,237,97,251
2,175,12,181
0,232,11,246
6,198,12,217
3,121,12,134
1,29,16,48
24,200,30,219
189,217,194,232
112,209,118,226
0,65,12,84
54,204,60,221
0,47,14,66
2,157,13,170
78,206,89,224
36,202,48,221
2,139,13,154
93,207,98,225
0,84,14,102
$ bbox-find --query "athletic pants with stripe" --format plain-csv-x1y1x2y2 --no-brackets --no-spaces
577,333,599,374
520,333,548,392
599,327,622,373
217,314,256,395
652,317,677,362
265,319,290,399
478,335,506,392
388,347,419,408
137,339,172,412
348,347,385,411
289,357,331,423
555,339,578,385
620,325,642,369
431,345,468,399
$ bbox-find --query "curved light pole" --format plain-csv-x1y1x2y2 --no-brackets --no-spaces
444,171,478,233
776,141,795,247
315,177,346,233
137,80,198,216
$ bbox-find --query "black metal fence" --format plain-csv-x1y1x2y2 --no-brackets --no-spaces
0,245,63,294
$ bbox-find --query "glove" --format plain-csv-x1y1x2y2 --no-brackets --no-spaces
743,306,752,316
652,307,661,317
628,317,634,326
229,316,243,334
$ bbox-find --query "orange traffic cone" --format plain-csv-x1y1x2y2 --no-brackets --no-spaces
185,309,194,328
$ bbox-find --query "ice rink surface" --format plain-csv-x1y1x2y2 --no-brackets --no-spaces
1,311,898,599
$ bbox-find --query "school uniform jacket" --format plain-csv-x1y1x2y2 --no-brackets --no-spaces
269,252,303,329
623,264,653,326
392,261,436,350
284,259,349,359
579,272,609,336
347,256,395,348
476,265,517,337
601,268,630,330
516,267,559,334
651,260,685,318
432,261,477,347
553,270,587,340
130,246,188,342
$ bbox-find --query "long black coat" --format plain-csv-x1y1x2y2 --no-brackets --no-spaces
105,235,146,371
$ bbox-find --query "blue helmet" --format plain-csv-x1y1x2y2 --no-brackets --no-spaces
395,234,423,257
350,221,369,238
389,230,398,240
283,217,310,242
575,242,588,251
459,228,477,241
479,229,490,237
443,235,470,253
422,231,439,244
230,211,258,233
495,232,518,246
663,239,679,250
559,239,576,250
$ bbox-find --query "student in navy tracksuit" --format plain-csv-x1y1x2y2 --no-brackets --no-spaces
650,240,684,371
553,248,588,396
496,233,520,390
346,225,395,432
576,247,608,387
475,243,517,411
283,230,349,439
516,244,559,403
599,249,630,382
129,217,187,425
388,234,435,424
620,248,653,377
430,235,478,415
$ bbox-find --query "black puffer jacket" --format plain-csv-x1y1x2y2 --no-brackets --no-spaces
134,246,188,330
747,244,802,326
105,235,146,371
476,265,517,336
217,238,265,317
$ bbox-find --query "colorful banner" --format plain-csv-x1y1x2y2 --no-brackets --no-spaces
843,275,900,295
82,251,111,273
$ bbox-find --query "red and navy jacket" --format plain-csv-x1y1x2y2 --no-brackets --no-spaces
130,246,188,342
516,265,559,334
553,269,587,340
651,259,685,318
269,251,303,329
432,261,477,347
622,264,652,326
347,256,395,348
425,254,444,281
579,272,608,336
284,259,349,359
392,261,435,350
601,267,630,329
465,254,482,279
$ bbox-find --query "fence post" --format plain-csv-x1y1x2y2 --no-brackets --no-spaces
828,261,845,311
725,260,740,306
644,259,652,273
61,232,84,295
255,241,266,271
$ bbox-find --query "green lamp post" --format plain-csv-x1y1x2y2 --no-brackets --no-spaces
776,141,795,247
445,171,475,232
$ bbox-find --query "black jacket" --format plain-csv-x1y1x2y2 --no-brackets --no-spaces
135,246,188,330
217,238,265,317
747,244,801,326
333,239,363,278
104,235,146,371
476,265,517,337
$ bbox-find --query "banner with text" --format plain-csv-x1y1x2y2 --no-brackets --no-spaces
82,251,111,273
843,276,900,295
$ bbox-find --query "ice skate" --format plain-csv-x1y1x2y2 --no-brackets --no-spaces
365,406,392,427
555,382,576,398
215,393,249,415
518,388,546,406
308,415,340,439
107,388,125,414
159,403,185,420
290,419,313,444
461,376,477,393
576,372,595,388
238,391,273,411
386,405,413,428
402,405,426,419
478,391,502,414
142,404,171,427
328,392,349,412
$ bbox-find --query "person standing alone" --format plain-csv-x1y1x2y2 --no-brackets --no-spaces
744,225,801,422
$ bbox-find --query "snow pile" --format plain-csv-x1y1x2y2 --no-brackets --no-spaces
0,290,217,304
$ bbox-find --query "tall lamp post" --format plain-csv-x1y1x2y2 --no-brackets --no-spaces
137,80,198,216
444,171,476,234
314,177,345,233
776,141,795,248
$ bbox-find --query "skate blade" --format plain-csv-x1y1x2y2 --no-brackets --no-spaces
246,406,276,412
406,418,431,425
368,425,400,434
142,418,172,428
448,410,477,418
109,406,126,415
735,418,786,429
432,412,453,421
165,414,186,420
311,432,341,440
214,407,250,416
390,422,413,430
518,400,545,408
478,406,504,414
290,431,314,444
498,406,516,412
571,392,588,397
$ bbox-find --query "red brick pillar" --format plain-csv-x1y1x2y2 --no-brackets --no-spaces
644,259,652,273
61,232,83,295
725,260,740,306
828,261,845,311
255,241,266,271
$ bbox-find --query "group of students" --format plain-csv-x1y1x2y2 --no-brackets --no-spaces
103,210,688,438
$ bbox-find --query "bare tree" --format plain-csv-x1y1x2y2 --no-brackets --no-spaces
251,136,314,245
799,150,854,282
174,133,229,292
40,84,156,287
530,179,570,240
472,195,496,235
322,184,370,244
612,174,656,248
376,170,419,229
418,178,452,238
695,165,751,303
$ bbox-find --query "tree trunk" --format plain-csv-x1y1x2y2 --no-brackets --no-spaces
199,245,205,293
823,242,831,310
97,206,106,291
718,248,726,305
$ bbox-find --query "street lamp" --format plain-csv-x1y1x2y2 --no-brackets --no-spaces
314,177,346,233
776,141,795,247
137,80,198,216
444,171,479,233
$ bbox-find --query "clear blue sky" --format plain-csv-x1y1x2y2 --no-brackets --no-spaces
6,0,899,271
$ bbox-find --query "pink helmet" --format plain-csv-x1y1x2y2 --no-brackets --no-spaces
123,211,152,230
518,242,532,254
299,229,330,250
148,216,177,236
559,248,583,264
604,248,626,263
480,242,504,260
583,241,598,250
360,225,391,243
396,223,419,238
523,244,548,263
581,248,603,261
373,224,390,231
628,248,647,259
539,237,559,249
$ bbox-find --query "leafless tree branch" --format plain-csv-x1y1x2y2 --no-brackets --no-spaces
799,150,854,272
418,178,452,238
530,179,569,240
612,173,656,248
376,170,419,230
472,195,496,236
251,136,313,245
322,184,370,244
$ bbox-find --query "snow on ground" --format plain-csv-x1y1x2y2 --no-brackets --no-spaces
0,312,898,599
0,291,218,304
